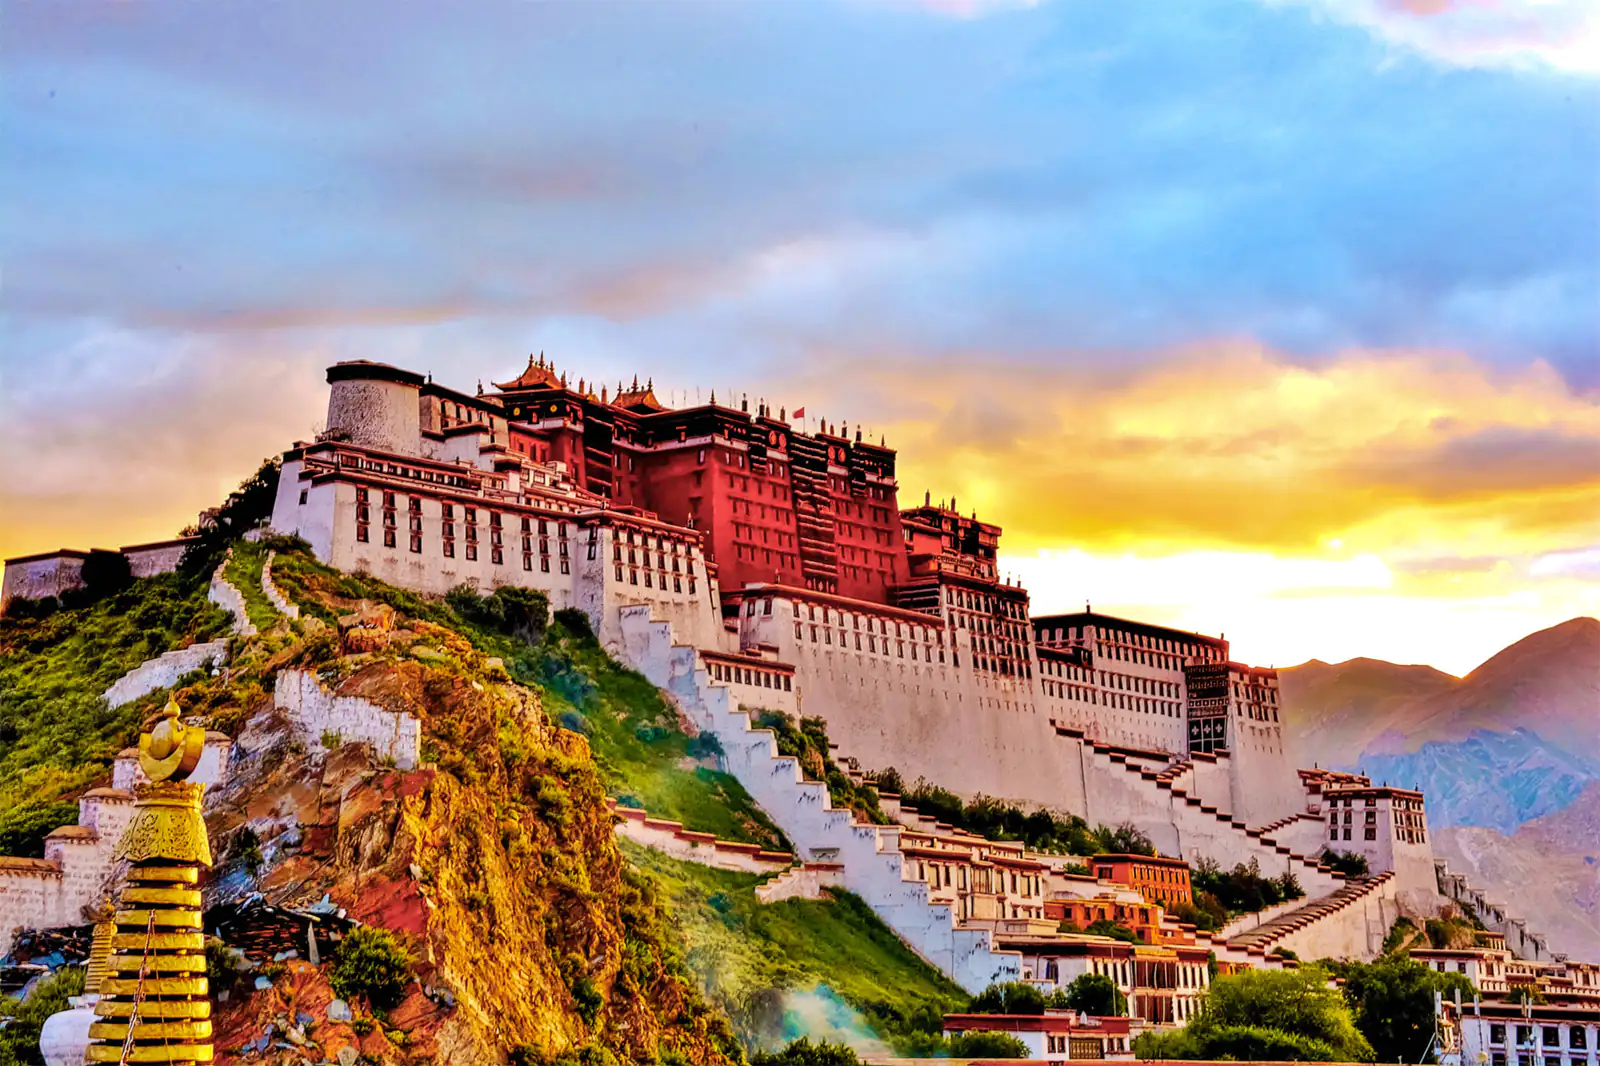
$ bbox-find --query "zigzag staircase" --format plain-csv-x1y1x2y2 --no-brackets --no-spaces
1057,724,1347,895
615,605,1022,993
1223,873,1396,955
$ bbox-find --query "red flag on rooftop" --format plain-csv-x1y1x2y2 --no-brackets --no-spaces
792,406,805,419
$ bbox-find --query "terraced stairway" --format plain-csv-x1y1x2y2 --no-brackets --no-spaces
1057,724,1346,894
1223,873,1395,954
614,604,1023,993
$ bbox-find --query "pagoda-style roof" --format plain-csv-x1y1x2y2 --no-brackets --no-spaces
612,376,665,413
494,353,563,392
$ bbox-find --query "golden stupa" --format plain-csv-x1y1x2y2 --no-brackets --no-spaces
84,698,214,1063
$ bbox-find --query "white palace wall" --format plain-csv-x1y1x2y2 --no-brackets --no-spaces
737,596,1089,813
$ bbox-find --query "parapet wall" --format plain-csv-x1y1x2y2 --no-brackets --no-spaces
103,641,229,709
609,801,792,874
273,669,422,770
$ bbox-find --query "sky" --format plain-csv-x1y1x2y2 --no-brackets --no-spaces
2,0,1597,675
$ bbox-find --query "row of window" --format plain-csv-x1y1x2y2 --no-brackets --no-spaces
797,622,950,664
706,660,793,692
614,565,697,595
1486,1023,1591,1050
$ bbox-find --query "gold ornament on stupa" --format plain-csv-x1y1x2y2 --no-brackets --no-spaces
84,698,215,1063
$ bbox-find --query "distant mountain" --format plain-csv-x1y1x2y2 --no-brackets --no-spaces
1279,617,1600,832
1434,782,1600,963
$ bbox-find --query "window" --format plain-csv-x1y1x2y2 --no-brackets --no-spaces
1543,1028,1561,1047
466,544,477,561
409,534,422,554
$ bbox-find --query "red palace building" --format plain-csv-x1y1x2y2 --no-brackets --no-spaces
491,354,910,605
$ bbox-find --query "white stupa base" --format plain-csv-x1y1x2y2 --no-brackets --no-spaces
38,993,99,1066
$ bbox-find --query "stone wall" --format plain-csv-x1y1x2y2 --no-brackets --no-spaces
609,802,793,874
209,552,256,637
273,669,421,770
1435,860,1557,962
756,863,846,904
261,550,300,619
103,641,229,709
121,539,196,579
0,552,88,612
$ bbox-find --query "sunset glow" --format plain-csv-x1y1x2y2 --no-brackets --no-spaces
2,1,1595,675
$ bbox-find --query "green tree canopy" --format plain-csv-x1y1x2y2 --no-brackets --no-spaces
1136,966,1375,1062
1059,972,1128,1017
968,981,1047,1015
1340,955,1473,1064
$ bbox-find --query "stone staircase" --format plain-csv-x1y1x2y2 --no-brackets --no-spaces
1253,811,1322,837
615,604,1022,993
1435,860,1558,962
755,862,846,904
1223,872,1396,955
1060,725,1346,896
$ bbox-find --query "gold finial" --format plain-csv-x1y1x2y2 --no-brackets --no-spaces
138,698,205,783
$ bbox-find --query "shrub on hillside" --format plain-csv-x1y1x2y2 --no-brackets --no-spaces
328,927,414,1009
0,799,79,858
447,583,550,642
552,606,595,642
875,767,1108,855
1085,919,1143,944
1192,856,1304,915
969,981,1047,1015
948,1031,1030,1057
0,965,86,1063
749,1037,862,1065
1319,848,1370,879
1168,897,1225,932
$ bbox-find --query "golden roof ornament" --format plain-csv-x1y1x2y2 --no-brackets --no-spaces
138,699,205,783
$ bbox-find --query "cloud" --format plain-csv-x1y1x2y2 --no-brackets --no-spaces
4,0,1597,384
1272,0,1600,72
782,345,1600,558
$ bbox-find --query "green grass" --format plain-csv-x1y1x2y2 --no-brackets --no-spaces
0,570,232,827
224,539,280,631
623,841,965,1053
266,542,788,850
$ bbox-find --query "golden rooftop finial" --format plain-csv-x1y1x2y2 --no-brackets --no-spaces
137,698,205,783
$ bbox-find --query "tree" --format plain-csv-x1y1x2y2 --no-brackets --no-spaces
1094,822,1156,856
0,965,86,1065
750,1038,861,1065
1085,919,1143,944
969,981,1047,1015
1141,966,1376,1063
178,457,282,573
947,1031,1029,1058
1341,955,1473,1064
1319,849,1370,879
1061,973,1127,1017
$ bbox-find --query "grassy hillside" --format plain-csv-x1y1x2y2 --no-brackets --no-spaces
623,842,965,1054
0,568,232,850
262,540,786,849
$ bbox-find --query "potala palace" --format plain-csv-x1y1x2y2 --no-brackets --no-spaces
5,355,1591,1052
262,359,1444,949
